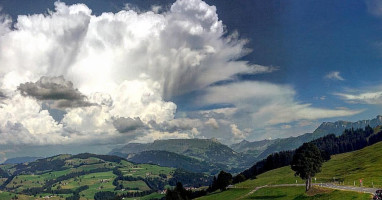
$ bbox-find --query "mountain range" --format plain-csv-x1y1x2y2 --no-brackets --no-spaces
110,138,254,174
233,115,382,160
110,115,382,174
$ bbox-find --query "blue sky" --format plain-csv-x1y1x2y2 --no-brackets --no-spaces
0,0,381,159
214,0,382,113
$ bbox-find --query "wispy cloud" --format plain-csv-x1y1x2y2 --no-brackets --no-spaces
335,91,382,104
281,124,292,129
366,0,382,17
199,81,362,126
325,71,345,81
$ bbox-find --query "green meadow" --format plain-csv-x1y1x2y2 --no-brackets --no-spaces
198,141,382,200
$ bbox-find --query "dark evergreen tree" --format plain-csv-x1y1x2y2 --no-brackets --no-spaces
165,182,190,200
216,171,232,191
291,143,323,191
232,174,246,184
94,191,118,200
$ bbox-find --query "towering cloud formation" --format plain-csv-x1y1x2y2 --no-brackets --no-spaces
0,0,264,96
0,0,268,145
0,0,360,147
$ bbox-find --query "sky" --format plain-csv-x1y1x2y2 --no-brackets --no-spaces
0,0,382,160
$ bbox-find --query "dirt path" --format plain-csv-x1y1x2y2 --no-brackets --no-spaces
237,184,305,199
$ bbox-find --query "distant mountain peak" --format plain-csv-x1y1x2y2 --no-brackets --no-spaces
314,115,382,136
238,139,249,144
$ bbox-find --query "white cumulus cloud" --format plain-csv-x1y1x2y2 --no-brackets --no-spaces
230,124,247,142
205,118,219,129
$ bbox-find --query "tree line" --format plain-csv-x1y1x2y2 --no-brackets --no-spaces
165,170,233,200
238,126,382,182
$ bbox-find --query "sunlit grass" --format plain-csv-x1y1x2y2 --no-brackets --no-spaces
198,142,382,200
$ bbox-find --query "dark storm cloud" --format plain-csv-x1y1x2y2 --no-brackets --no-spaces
17,76,93,108
113,117,145,133
0,91,5,99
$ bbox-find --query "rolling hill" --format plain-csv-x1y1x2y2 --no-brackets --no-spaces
127,150,226,174
0,153,212,200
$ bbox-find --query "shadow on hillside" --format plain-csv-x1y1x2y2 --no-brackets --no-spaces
249,194,287,199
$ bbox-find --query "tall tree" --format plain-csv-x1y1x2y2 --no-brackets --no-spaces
216,171,232,191
291,143,323,191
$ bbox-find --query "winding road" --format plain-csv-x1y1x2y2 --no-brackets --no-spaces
317,183,379,195
237,183,379,199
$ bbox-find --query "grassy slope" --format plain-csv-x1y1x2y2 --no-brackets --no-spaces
198,188,252,200
198,141,382,200
316,140,382,188
0,191,67,200
125,192,165,200
119,162,174,178
197,167,303,200
235,166,304,188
